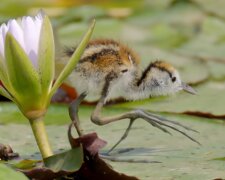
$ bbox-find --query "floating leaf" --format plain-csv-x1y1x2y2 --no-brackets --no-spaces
213,157,225,161
207,61,225,81
135,46,209,85
12,159,40,170
113,81,225,118
0,164,27,180
44,147,83,172
193,0,225,19
177,35,225,62
56,5,107,25
0,106,225,179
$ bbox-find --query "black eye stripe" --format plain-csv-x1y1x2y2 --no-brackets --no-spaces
172,77,176,82
121,69,128,73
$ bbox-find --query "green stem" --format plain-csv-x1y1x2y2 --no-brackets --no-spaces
29,116,53,159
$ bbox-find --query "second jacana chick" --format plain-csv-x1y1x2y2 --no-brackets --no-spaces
65,39,198,153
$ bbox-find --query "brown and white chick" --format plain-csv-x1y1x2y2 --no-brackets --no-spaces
65,39,198,153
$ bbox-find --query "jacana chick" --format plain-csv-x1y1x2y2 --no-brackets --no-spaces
65,39,198,153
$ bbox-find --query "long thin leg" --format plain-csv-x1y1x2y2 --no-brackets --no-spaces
144,111,198,133
107,118,135,154
69,92,87,136
91,80,200,153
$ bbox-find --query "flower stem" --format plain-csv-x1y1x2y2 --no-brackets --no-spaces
29,116,53,159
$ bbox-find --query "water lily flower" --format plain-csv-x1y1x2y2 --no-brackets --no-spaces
0,13,54,120
0,12,95,158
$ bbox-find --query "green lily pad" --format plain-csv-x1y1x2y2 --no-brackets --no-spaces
176,16,225,62
55,5,107,25
213,157,225,161
207,61,225,81
113,81,225,117
145,23,190,49
135,46,209,84
57,22,88,46
136,4,203,49
58,18,123,46
193,0,225,19
202,16,225,38
0,163,27,180
91,18,123,39
161,2,204,27
10,159,40,170
0,107,225,179
44,147,83,172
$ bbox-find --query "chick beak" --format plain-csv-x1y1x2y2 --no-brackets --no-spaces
181,82,197,95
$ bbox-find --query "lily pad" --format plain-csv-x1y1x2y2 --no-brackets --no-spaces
0,163,27,180
135,45,209,84
11,159,40,170
0,107,225,179
55,5,107,25
145,23,190,49
207,61,225,81
176,16,225,62
58,18,123,46
44,147,83,172
193,0,225,19
113,81,225,117
136,3,203,49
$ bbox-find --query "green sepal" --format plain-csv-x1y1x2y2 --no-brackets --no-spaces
4,33,41,109
0,54,13,93
0,86,13,101
38,15,55,97
50,19,96,96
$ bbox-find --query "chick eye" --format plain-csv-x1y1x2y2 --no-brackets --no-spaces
171,77,176,82
121,69,128,73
